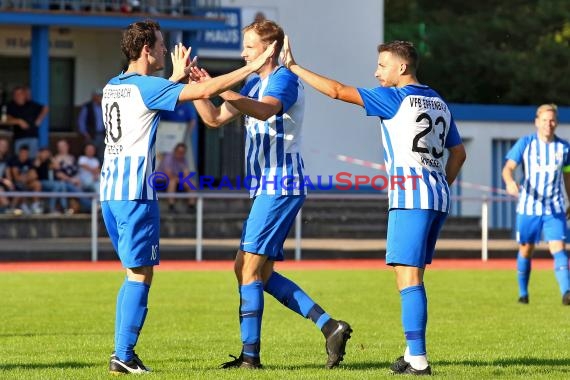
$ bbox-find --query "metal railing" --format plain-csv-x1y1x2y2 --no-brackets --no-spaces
0,190,517,262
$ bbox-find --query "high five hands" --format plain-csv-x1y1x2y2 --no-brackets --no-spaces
280,35,296,69
169,42,198,83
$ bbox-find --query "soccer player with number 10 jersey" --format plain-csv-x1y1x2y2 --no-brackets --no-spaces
100,19,275,374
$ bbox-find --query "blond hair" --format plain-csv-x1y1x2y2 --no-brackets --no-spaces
536,103,558,118
243,20,284,57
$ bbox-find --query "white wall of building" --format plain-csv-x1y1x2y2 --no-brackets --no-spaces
72,29,124,105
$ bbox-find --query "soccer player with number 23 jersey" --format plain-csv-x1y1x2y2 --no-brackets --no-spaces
282,37,467,375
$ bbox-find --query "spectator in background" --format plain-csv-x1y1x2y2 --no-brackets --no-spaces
157,142,195,213
7,145,42,214
160,101,198,174
78,89,105,162
0,175,13,213
34,147,66,214
6,85,49,159
0,137,11,183
54,139,91,213
78,143,100,193
0,137,15,213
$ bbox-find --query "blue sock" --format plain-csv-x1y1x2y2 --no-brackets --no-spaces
264,272,331,329
517,252,531,297
240,281,264,358
114,279,128,350
115,281,150,362
553,251,570,295
401,285,427,356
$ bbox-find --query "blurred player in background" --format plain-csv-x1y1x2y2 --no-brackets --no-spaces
191,20,352,369
281,38,466,375
101,19,275,374
502,103,570,306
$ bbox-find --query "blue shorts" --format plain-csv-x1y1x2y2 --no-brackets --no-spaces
240,194,305,261
516,213,567,244
386,208,448,268
102,200,160,268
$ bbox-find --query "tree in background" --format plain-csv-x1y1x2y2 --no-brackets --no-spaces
385,0,570,105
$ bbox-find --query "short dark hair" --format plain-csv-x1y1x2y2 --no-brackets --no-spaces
377,41,419,72
19,145,29,151
174,142,187,151
121,19,161,62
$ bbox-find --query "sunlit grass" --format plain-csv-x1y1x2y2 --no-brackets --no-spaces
0,268,569,379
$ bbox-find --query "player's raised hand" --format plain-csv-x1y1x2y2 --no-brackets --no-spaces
250,41,277,72
281,35,296,69
169,42,193,82
188,66,211,84
183,55,199,77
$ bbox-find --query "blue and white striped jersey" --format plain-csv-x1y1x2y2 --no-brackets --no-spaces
100,73,184,201
506,133,570,215
240,66,306,197
357,84,462,212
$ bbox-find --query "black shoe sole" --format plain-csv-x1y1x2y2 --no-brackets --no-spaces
403,365,432,376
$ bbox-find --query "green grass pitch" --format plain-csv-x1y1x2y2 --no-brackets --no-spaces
1,268,569,379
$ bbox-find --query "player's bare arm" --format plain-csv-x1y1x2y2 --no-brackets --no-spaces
195,99,242,128
221,91,282,121
282,35,363,106
445,143,466,186
502,159,520,197
178,41,275,102
563,171,570,219
188,67,242,128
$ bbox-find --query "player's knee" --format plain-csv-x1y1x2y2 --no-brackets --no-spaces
127,266,154,284
549,240,565,254
519,244,534,258
394,266,423,290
